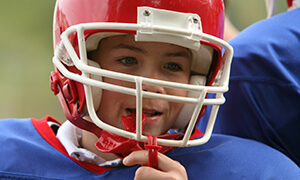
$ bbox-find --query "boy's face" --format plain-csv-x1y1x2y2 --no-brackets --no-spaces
91,34,192,136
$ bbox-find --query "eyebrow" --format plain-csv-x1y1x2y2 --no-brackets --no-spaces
112,43,192,60
165,51,192,60
112,43,146,53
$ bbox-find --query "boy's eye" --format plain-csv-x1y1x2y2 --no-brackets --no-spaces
119,57,137,65
164,62,182,71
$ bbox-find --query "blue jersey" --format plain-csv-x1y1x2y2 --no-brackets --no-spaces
206,8,300,166
0,116,299,179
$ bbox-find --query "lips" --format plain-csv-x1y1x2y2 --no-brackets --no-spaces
126,108,162,117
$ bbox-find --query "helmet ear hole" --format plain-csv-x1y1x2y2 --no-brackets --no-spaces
172,75,206,130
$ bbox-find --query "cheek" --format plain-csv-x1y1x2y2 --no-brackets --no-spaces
97,90,126,127
96,77,135,123
170,102,184,118
166,86,188,97
97,90,116,123
102,77,135,89
168,72,190,84
166,89,187,123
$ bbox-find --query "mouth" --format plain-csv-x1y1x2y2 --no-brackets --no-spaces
126,108,162,117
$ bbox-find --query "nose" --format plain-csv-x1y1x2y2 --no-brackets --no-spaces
142,83,165,94
139,70,166,94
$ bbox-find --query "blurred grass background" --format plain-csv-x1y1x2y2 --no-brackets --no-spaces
0,0,287,122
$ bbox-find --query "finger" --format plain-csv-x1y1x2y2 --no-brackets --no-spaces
123,150,188,180
123,150,148,166
134,166,168,180
156,152,185,172
123,150,184,172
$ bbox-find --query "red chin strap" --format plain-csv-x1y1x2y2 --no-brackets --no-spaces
95,113,185,169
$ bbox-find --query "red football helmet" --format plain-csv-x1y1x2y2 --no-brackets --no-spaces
51,0,233,147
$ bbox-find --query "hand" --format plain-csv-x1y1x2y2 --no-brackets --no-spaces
123,150,188,180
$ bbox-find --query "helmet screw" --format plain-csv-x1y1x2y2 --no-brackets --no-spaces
193,17,199,24
143,9,151,16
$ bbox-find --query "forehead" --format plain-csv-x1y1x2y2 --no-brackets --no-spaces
98,34,192,57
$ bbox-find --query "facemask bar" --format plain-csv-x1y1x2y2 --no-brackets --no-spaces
53,12,233,148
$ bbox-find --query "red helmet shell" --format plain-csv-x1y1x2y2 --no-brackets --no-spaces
53,0,224,49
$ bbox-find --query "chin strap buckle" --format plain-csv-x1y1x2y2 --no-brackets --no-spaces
145,134,162,169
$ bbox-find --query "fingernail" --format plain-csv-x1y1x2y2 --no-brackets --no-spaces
122,157,128,165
